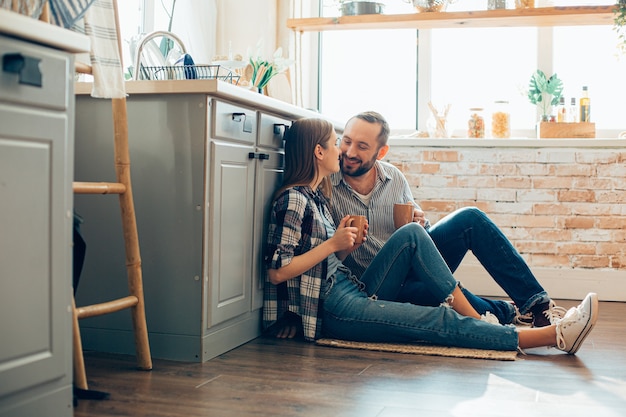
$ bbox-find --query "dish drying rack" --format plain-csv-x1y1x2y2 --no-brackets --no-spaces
132,31,239,84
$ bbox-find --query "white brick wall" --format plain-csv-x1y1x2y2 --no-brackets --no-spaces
385,140,626,300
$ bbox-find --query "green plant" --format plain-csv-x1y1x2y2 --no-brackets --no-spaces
527,70,563,119
614,0,626,55
249,47,294,91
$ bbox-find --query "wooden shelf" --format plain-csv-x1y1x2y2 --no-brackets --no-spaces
287,5,617,32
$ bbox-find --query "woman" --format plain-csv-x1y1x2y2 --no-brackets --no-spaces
263,118,598,354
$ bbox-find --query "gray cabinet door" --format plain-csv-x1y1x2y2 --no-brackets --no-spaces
251,149,284,311
206,141,255,327
0,107,72,416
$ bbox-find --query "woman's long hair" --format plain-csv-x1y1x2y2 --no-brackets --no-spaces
274,118,334,200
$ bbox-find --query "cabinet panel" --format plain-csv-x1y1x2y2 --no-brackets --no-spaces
258,113,290,149
211,99,256,144
0,104,71,408
0,36,68,111
252,149,284,310
206,141,255,327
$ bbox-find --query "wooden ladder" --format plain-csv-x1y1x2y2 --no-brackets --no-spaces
40,0,152,389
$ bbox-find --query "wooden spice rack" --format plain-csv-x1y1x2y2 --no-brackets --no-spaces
287,5,616,32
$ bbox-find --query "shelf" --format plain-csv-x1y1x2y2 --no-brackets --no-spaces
287,5,617,32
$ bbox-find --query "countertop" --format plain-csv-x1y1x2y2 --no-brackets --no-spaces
76,79,345,130
0,8,89,53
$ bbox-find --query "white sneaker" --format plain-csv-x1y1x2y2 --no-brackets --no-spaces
480,311,500,325
555,293,599,355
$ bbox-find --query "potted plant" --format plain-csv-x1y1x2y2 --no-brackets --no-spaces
526,69,563,121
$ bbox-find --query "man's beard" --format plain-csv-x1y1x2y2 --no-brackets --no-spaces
340,154,377,177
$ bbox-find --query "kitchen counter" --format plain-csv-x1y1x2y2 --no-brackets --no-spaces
76,79,345,130
73,82,343,362
0,8,89,52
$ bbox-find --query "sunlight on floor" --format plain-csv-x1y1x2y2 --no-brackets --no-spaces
452,373,626,417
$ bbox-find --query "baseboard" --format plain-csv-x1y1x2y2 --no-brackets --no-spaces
455,254,626,302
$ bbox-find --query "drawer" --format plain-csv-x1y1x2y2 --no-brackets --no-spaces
211,99,256,144
259,113,290,149
0,35,69,111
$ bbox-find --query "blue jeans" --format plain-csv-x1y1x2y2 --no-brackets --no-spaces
322,223,519,351
416,207,548,321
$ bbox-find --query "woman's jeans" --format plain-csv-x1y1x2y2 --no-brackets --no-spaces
397,207,549,323
322,223,519,351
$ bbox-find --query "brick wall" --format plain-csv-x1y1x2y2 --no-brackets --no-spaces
385,143,626,272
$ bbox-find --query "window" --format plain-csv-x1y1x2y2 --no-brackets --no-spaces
318,2,626,137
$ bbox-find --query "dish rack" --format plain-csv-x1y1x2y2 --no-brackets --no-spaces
132,31,239,84
137,64,239,83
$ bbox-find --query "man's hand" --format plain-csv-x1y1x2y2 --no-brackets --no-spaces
413,208,427,227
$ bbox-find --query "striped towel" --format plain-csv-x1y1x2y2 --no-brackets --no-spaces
70,0,125,98
48,0,94,28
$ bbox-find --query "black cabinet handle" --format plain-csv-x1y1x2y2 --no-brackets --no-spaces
248,152,270,160
3,53,42,87
232,112,253,133
273,123,289,136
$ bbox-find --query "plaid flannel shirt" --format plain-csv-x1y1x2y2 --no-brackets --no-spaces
263,185,332,341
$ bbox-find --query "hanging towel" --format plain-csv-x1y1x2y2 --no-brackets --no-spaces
48,0,95,28
71,0,125,98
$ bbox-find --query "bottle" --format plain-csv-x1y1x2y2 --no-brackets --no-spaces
491,101,510,138
556,96,566,123
568,97,578,123
467,108,485,138
580,86,591,122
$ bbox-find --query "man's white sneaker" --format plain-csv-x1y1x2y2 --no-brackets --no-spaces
555,293,599,355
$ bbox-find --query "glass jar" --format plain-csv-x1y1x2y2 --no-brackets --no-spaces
491,100,510,138
467,108,485,138
515,0,534,8
488,0,507,9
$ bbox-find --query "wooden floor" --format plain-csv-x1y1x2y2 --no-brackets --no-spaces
74,300,626,417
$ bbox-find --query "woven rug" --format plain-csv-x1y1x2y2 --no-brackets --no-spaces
316,338,518,361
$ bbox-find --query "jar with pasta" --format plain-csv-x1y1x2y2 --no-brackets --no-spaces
467,108,485,138
491,100,510,138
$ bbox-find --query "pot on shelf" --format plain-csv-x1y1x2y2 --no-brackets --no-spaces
340,1,385,16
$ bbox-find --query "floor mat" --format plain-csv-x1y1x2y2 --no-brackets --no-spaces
316,338,519,361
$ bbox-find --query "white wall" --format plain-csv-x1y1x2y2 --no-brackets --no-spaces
215,0,277,62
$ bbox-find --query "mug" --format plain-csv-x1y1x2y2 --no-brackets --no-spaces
346,215,367,244
393,203,414,229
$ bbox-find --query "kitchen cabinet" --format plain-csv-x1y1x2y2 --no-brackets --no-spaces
73,81,338,362
287,5,616,32
0,10,89,417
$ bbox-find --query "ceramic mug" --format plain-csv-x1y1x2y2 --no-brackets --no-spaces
393,203,414,229
346,215,367,244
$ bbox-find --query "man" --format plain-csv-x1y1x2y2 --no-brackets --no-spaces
330,111,564,327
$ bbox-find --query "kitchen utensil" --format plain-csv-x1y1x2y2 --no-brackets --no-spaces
340,1,385,16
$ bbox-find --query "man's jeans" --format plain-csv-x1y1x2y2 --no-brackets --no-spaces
322,223,519,351
398,207,549,323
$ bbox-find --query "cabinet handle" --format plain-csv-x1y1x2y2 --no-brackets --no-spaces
248,152,270,160
232,112,253,133
2,53,42,87
273,123,289,136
